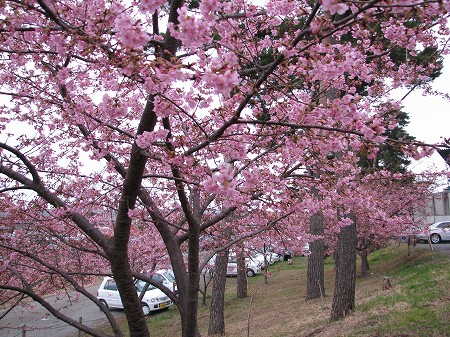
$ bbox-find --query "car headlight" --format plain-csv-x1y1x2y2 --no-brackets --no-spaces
150,298,158,303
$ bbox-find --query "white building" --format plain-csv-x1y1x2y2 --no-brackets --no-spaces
417,189,450,224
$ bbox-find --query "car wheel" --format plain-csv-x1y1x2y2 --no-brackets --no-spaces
246,269,255,277
430,233,441,244
99,299,109,310
141,303,151,316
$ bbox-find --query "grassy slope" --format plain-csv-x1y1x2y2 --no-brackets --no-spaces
109,243,450,337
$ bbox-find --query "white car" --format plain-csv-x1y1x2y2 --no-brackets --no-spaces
249,252,281,268
248,253,268,268
97,277,172,315
228,256,262,277
268,252,282,263
301,243,310,256
416,221,450,244
151,269,178,296
204,254,262,277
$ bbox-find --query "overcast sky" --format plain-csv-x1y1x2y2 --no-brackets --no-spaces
393,55,450,177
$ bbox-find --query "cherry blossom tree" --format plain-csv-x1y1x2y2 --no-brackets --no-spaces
1,1,449,337
354,172,432,275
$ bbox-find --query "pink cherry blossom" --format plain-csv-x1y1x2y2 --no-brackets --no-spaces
321,0,349,15
114,13,150,49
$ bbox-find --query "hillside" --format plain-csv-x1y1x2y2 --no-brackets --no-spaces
104,244,450,337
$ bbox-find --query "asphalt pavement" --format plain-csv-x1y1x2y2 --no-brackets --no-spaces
0,283,124,337
415,241,450,256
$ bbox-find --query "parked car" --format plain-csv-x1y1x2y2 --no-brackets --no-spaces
268,252,283,263
301,243,310,256
204,254,262,277
249,252,281,268
416,221,450,244
228,256,262,277
97,277,172,315
150,269,178,296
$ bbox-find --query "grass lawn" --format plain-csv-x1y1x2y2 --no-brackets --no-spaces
101,243,450,336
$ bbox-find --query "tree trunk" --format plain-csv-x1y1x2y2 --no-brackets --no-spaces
200,271,213,306
107,111,158,337
306,211,325,300
359,248,369,277
263,245,269,284
109,254,150,337
331,217,357,321
236,250,248,298
357,236,371,277
181,221,201,337
208,249,229,336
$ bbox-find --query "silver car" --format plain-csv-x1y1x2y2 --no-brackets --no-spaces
416,221,450,244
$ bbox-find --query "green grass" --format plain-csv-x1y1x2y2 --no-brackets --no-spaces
353,245,450,337
96,243,450,336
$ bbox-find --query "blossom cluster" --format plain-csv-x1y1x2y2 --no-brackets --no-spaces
114,13,150,49
321,0,349,15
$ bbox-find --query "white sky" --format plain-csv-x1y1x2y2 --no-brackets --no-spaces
392,55,450,180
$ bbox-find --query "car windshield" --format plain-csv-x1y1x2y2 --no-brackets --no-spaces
135,280,156,292
163,271,176,282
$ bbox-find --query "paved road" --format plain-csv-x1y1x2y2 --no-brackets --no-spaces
0,283,125,337
415,241,450,256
